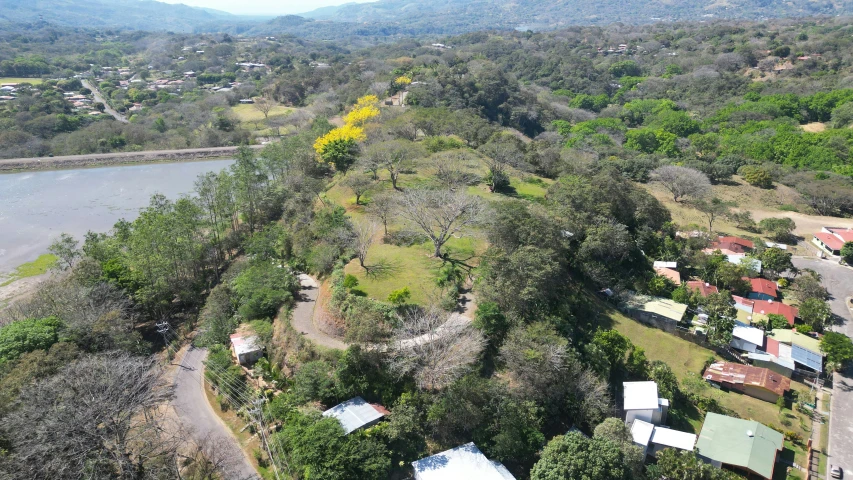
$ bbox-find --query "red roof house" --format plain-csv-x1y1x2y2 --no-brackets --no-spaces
655,267,682,285
744,277,779,300
719,236,755,249
813,227,853,255
686,281,719,297
752,300,798,325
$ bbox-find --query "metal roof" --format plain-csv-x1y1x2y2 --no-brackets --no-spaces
630,419,655,449
732,322,765,347
651,426,697,451
623,381,660,411
769,329,822,354
703,362,791,397
623,294,688,323
696,413,783,479
412,443,516,480
747,352,796,371
322,397,387,434
229,334,261,356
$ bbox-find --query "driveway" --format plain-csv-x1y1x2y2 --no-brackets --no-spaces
172,347,260,480
792,257,853,478
81,80,127,123
292,274,348,350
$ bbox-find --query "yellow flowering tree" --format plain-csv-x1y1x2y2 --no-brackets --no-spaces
313,95,379,171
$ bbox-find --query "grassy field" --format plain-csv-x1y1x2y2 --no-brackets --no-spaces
0,254,57,287
231,104,293,123
0,77,43,85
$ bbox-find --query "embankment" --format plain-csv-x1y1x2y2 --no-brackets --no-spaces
0,145,262,172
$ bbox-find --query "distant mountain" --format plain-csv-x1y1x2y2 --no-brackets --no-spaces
280,0,853,37
0,0,244,32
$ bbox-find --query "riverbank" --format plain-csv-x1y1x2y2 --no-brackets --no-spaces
0,145,262,172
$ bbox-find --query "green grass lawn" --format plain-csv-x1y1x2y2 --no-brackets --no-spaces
231,104,293,123
0,77,43,85
0,254,57,286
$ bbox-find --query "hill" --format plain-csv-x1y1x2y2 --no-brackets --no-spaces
0,0,241,32
289,0,853,36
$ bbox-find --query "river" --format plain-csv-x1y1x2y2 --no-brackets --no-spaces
0,159,234,275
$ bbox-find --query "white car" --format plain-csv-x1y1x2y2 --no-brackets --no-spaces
831,465,843,479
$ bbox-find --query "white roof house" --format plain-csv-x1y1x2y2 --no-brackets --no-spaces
731,322,766,353
631,419,696,457
412,443,515,480
653,261,677,269
229,334,263,365
322,397,389,434
726,255,762,273
623,381,669,426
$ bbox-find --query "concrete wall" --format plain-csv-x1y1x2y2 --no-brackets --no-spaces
742,385,780,403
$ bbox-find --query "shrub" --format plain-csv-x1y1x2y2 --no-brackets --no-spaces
343,274,360,289
388,287,411,306
740,165,773,188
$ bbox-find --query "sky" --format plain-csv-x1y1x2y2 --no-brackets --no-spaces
155,0,375,16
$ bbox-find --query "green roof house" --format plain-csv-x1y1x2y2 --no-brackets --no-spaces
695,413,784,479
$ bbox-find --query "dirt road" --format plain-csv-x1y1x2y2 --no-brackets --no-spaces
748,210,853,237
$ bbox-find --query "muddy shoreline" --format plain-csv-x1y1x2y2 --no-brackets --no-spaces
0,145,262,172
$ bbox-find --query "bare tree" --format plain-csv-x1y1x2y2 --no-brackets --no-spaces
396,188,484,258
364,140,424,190
179,434,250,480
354,220,378,270
252,93,276,122
478,135,526,192
341,172,373,205
651,165,711,202
433,150,481,190
387,307,485,390
691,197,730,232
366,192,395,236
0,352,177,479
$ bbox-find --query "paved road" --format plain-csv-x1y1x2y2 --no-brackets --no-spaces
172,347,260,480
792,257,853,478
82,79,127,123
292,274,348,350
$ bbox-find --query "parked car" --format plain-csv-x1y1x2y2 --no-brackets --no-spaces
831,465,843,479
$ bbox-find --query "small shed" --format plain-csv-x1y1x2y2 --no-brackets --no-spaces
322,396,390,434
623,381,669,426
229,334,263,365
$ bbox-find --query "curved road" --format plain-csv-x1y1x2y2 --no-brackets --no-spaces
172,346,260,480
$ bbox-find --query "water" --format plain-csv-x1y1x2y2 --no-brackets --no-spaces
0,159,234,274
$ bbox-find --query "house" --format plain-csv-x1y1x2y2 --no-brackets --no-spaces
229,334,263,365
686,280,719,297
654,262,681,285
621,293,688,330
239,98,254,104
768,329,824,372
412,443,515,480
730,322,765,353
623,381,669,426
812,227,853,256
744,277,779,300
322,397,390,434
703,236,754,255
695,413,784,479
703,362,791,403
752,300,798,326
747,352,795,378
630,419,697,458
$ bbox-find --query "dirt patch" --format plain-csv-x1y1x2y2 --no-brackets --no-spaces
0,274,48,310
746,209,853,236
801,122,827,133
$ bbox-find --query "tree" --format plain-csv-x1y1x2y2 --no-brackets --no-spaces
821,332,853,372
341,172,372,205
0,353,178,479
0,316,63,364
473,301,509,347
842,242,853,265
387,287,411,306
799,298,832,331
531,432,631,480
363,140,423,190
740,165,773,188
396,188,484,257
647,448,739,480
388,306,485,390
651,166,711,202
47,233,80,270
478,136,525,192
691,197,729,232
759,247,794,279
700,292,737,346
759,217,797,243
365,192,395,236
231,263,298,320
252,93,276,121
353,220,377,270
593,418,645,479
793,270,829,301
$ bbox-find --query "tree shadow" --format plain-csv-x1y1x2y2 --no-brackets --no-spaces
364,257,401,280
